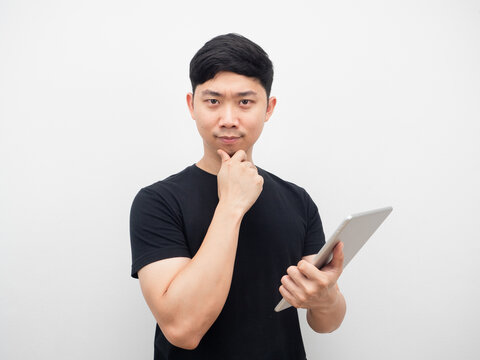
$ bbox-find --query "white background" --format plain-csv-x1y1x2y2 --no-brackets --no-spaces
1,1,479,359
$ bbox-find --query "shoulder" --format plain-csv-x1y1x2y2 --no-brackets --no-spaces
258,166,309,201
132,165,196,210
144,165,193,193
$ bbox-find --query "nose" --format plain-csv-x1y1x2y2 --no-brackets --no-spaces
218,104,239,128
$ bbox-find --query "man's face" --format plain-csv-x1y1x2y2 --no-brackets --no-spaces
187,71,276,159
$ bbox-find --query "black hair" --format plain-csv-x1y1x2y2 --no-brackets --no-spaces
189,33,274,99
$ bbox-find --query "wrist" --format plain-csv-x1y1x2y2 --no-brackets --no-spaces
216,200,245,219
309,287,341,314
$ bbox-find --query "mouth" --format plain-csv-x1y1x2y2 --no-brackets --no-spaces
218,136,241,144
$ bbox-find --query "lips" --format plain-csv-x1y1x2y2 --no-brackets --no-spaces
218,136,240,144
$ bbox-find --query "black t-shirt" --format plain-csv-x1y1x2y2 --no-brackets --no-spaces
130,163,326,360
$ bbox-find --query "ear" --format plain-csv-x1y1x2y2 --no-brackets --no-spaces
186,92,195,120
265,96,277,123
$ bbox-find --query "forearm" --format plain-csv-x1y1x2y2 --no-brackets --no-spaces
161,201,244,341
306,284,346,333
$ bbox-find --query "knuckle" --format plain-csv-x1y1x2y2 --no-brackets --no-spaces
305,286,315,297
318,279,328,289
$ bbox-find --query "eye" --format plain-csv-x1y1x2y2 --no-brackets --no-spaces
208,99,219,105
240,99,251,105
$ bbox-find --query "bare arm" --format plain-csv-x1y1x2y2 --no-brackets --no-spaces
138,149,263,349
279,242,346,333
306,283,346,333
139,201,244,349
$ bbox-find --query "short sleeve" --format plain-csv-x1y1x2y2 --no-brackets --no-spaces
302,189,326,256
129,187,191,278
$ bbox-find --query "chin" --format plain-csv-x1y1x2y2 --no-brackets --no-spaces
225,148,236,156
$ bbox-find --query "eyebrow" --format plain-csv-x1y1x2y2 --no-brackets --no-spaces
200,89,258,97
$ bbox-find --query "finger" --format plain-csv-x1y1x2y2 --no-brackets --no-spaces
330,241,344,270
279,284,300,308
242,161,256,170
322,242,344,274
286,266,309,291
217,149,231,162
281,274,303,296
297,259,322,281
231,149,247,162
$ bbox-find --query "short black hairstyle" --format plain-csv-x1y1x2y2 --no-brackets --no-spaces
189,33,274,99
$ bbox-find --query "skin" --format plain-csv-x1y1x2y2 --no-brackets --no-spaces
187,71,346,333
137,71,346,351
186,71,276,175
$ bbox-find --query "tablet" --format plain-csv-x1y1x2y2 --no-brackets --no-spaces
274,206,393,312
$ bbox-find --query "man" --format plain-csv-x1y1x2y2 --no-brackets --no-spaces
130,33,346,359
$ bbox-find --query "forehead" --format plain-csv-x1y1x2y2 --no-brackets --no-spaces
195,71,266,97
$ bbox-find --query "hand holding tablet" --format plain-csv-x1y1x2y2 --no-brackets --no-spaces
275,206,393,312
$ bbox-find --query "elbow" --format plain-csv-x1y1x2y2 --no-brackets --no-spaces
308,321,337,334
162,323,202,350
307,304,346,334
320,322,342,334
308,320,342,334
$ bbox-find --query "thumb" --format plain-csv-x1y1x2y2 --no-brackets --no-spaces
324,241,344,273
330,241,344,271
217,148,231,162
